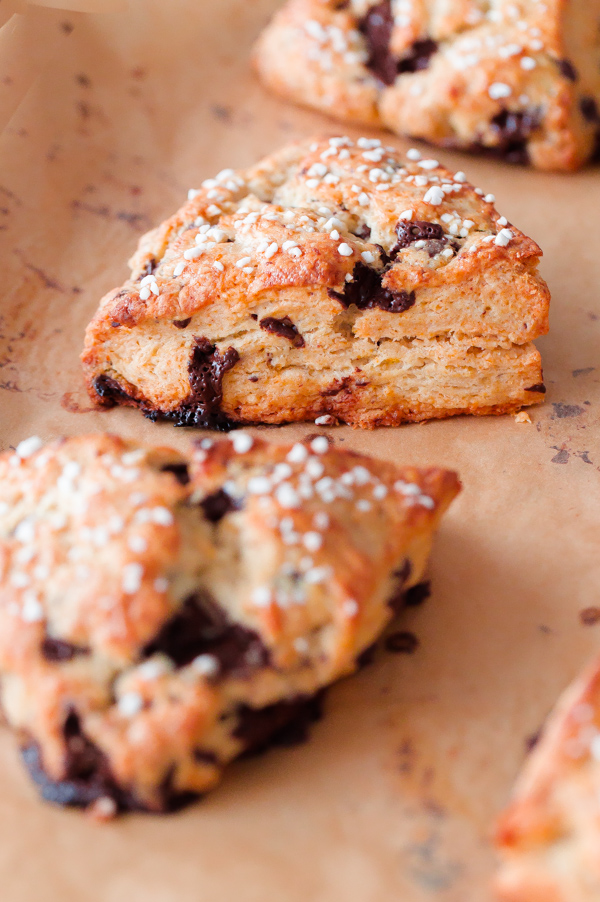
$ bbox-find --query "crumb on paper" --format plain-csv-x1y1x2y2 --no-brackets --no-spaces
315,415,338,426
87,796,118,822
514,411,532,424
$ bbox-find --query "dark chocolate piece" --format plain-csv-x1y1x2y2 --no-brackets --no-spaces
404,581,431,607
384,631,419,653
141,257,157,277
387,559,412,614
356,642,377,669
259,316,305,348
557,59,578,81
353,223,372,240
235,691,325,756
160,462,190,485
41,638,89,663
580,96,600,122
328,262,415,313
200,488,240,523
397,38,438,74
393,219,453,258
488,109,542,165
358,0,396,85
173,318,192,329
525,383,546,393
142,590,269,675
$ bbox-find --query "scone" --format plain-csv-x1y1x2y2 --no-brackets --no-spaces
495,657,600,900
82,137,549,430
0,432,459,814
254,1,600,171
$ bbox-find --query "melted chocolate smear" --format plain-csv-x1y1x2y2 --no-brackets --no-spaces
41,638,89,662
397,39,438,74
160,462,190,485
142,590,269,675
359,1,396,85
328,262,415,313
173,318,191,329
235,691,325,757
557,59,578,81
93,374,133,408
200,488,240,523
488,109,541,164
260,316,305,348
385,631,419,653
146,337,239,431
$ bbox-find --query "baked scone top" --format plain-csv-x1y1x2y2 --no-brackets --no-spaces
85,136,548,351
254,1,600,170
0,433,459,810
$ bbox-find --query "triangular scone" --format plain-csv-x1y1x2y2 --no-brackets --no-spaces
0,432,459,814
82,137,549,430
495,657,600,900
254,0,600,171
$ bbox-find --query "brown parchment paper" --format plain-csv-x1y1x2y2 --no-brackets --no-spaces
0,2,599,899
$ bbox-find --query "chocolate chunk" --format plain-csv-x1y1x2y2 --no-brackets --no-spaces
142,590,269,675
557,59,578,81
525,383,546,393
387,559,412,614
41,638,89,662
488,109,541,164
259,316,305,348
580,96,600,122
173,318,191,329
404,581,431,607
384,631,419,653
359,2,437,85
356,642,377,669
93,374,134,407
160,462,190,485
235,691,325,756
353,223,372,240
358,1,396,85
151,337,240,431
200,488,240,523
393,219,448,257
141,257,157,277
22,713,132,810
397,38,438,74
328,262,415,313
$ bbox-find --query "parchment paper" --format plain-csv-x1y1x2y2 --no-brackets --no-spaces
0,2,599,899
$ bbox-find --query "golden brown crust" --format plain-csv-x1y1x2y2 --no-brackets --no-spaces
82,137,549,429
0,432,459,813
495,657,600,900
254,0,600,171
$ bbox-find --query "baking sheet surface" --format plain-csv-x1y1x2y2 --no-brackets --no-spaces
0,2,599,899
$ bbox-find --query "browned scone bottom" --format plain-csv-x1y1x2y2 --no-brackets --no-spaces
254,0,600,171
495,657,600,901
81,137,549,430
0,433,460,815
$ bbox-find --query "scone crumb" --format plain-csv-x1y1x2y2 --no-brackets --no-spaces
514,411,532,424
87,796,118,822
315,415,337,426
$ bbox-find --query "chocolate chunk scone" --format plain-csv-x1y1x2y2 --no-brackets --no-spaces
82,137,549,429
254,1,600,171
0,433,459,814
495,657,600,900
